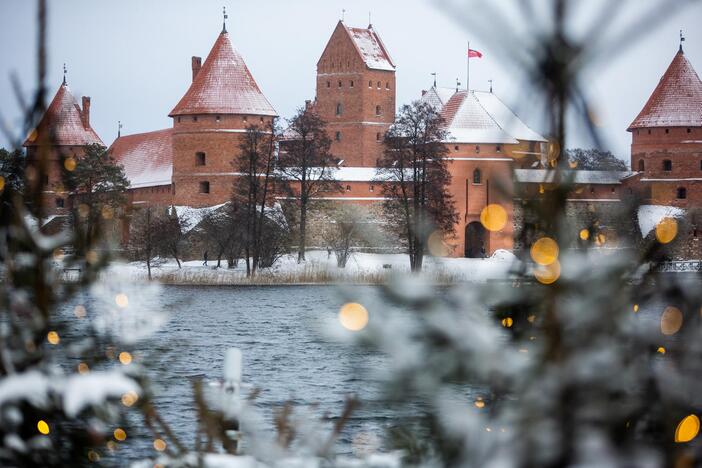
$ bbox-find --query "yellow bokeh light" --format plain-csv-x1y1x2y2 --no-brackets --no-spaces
115,293,129,308
660,306,683,335
153,438,167,452
0,176,4,192
74,305,87,318
675,415,700,443
480,204,507,232
113,428,127,441
106,440,117,452
579,229,589,241
530,237,559,266
78,362,90,374
63,157,76,171
501,317,513,328
527,314,536,323
474,399,485,408
427,231,449,257
655,217,677,244
595,233,606,246
87,450,100,462
339,303,369,331
534,260,561,285
121,391,139,407
47,331,60,345
37,420,50,435
633,304,639,313
119,352,133,365
569,160,578,169
657,347,666,355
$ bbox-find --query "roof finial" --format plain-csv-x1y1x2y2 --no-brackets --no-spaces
431,72,437,87
368,11,372,28
679,29,685,53
222,6,228,33
341,9,345,22
488,79,493,93
62,63,67,85
118,120,123,138
456,77,461,92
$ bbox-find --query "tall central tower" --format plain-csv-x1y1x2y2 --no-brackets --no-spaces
315,21,396,167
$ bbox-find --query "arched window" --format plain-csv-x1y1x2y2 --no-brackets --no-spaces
663,159,672,171
638,159,644,172
677,187,687,199
336,103,343,116
473,168,481,184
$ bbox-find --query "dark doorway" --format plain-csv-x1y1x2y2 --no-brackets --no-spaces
465,222,487,258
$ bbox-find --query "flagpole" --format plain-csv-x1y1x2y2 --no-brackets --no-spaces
467,40,470,92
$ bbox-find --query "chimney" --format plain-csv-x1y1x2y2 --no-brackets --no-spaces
81,96,91,129
192,56,202,81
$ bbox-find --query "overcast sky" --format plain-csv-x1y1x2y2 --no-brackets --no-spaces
1,0,701,163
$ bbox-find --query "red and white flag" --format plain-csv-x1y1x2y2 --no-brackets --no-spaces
468,49,483,58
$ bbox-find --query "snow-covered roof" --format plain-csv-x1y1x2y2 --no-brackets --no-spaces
346,25,395,71
514,169,632,185
169,32,277,117
108,129,173,189
421,87,546,144
637,204,685,237
24,81,103,147
628,50,702,130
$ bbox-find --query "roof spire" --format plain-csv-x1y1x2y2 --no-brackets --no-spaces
456,77,461,92
431,72,437,87
222,6,228,33
368,11,372,28
679,29,685,53
62,63,67,85
488,79,493,93
117,120,122,138
341,9,345,22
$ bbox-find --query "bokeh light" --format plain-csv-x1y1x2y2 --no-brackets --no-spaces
87,450,100,462
113,428,127,441
47,331,60,345
0,176,5,192
657,347,666,355
474,397,485,408
655,217,678,244
534,260,561,285
675,415,700,443
501,317,513,328
660,306,683,335
530,237,559,266
115,293,129,308
121,391,139,407
633,304,639,313
119,352,133,365
480,204,507,232
153,438,167,452
579,229,589,240
63,157,76,171
427,230,449,256
339,303,369,331
37,420,50,435
78,362,90,374
74,305,87,318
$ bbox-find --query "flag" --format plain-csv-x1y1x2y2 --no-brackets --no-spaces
468,49,483,58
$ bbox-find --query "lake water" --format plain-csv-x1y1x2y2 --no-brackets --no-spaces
61,285,399,463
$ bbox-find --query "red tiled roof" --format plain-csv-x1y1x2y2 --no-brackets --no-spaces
24,82,103,147
108,129,173,189
169,32,276,117
345,25,395,71
628,50,702,130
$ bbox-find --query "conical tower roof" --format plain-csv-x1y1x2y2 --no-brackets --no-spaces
24,81,104,147
628,50,702,130
169,32,276,117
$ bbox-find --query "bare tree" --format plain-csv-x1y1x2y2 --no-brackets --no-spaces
375,101,458,272
566,148,628,170
278,107,340,263
198,206,242,269
233,121,281,277
127,206,163,280
322,204,366,268
154,206,190,269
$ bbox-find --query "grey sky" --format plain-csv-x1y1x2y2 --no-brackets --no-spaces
1,0,701,163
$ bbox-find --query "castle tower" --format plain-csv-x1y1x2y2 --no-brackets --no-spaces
315,21,396,167
628,46,702,207
23,77,104,216
169,27,277,207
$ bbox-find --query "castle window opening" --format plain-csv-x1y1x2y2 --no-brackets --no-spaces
663,159,672,171
638,160,645,171
338,80,342,88
195,152,206,166
386,82,390,89
243,116,248,122
454,145,459,151
368,81,372,88
376,132,381,141
336,103,343,116
56,198,64,208
473,168,481,184
375,105,381,116
369,185,374,192
335,131,341,141
199,181,210,194
665,128,670,134
687,128,692,133
496,144,502,153
475,145,480,153
677,187,687,199
648,129,652,135
377,81,381,89
327,81,331,88
346,185,351,192
350,80,354,87
192,116,198,122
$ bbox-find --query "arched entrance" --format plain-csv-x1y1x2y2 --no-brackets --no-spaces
465,222,487,258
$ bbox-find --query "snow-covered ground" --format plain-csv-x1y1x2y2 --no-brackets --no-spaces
106,250,518,285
